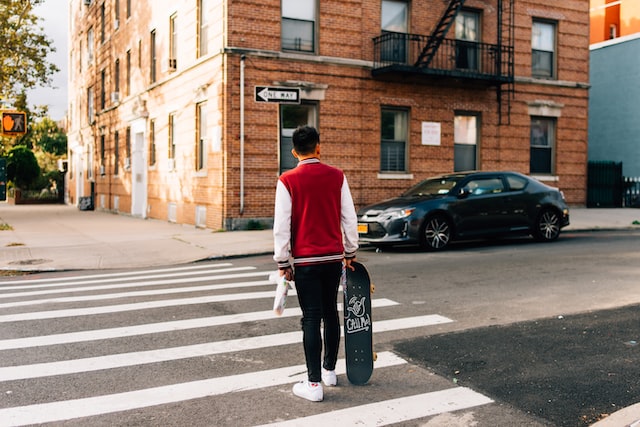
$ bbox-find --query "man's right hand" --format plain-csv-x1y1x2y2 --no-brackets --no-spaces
279,266,294,281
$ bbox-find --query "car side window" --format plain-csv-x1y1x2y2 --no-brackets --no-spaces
506,175,528,191
467,178,505,196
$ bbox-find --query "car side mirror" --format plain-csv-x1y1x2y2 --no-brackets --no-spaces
458,187,471,198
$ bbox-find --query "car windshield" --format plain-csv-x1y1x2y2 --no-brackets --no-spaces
402,177,461,196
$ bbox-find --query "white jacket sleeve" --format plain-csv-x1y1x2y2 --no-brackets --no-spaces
341,176,359,257
273,180,292,268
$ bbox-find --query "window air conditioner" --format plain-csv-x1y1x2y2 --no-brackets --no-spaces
99,165,105,176
167,158,176,171
84,0,91,5
124,157,131,170
111,92,120,103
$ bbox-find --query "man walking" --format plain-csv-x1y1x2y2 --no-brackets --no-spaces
273,125,359,402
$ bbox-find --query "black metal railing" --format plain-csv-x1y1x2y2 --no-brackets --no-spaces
372,32,513,83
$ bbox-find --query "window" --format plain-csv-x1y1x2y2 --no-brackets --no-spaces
100,3,105,43
506,174,527,191
100,133,106,168
454,113,479,172
466,177,504,196
168,113,176,160
169,14,177,70
381,0,408,63
100,69,106,110
114,0,120,29
455,10,480,70
125,50,131,96
114,58,120,95
279,103,317,174
87,87,95,124
282,0,316,52
125,126,131,165
532,20,556,79
126,0,131,19
198,0,210,57
149,120,156,166
530,117,555,174
150,29,157,83
196,103,207,171
380,108,408,172
87,27,94,65
114,130,120,175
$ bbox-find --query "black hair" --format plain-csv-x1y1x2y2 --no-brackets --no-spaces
292,125,319,155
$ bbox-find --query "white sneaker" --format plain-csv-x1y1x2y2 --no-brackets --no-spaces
321,368,337,386
292,380,323,402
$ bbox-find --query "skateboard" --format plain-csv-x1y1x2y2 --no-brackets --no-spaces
343,261,375,385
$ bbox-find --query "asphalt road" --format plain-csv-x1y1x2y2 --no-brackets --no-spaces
0,229,638,426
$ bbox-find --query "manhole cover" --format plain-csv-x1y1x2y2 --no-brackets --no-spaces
9,259,52,265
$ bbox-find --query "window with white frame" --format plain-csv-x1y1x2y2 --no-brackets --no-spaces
196,103,207,171
87,27,94,65
454,113,479,172
169,14,177,70
87,86,95,124
380,108,408,173
150,29,157,83
530,117,555,174
279,103,317,174
282,0,316,53
149,120,156,166
532,20,556,79
198,0,210,57
168,113,176,160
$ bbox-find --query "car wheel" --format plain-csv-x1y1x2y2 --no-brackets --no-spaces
534,208,561,242
420,215,452,251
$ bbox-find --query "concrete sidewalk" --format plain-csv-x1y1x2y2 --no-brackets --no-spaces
0,203,639,272
0,204,274,271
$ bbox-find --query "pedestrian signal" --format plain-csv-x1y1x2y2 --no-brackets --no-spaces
1,111,27,136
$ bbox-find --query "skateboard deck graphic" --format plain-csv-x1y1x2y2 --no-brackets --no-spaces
343,261,374,385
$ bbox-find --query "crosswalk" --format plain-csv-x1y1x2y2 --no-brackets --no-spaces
0,262,493,426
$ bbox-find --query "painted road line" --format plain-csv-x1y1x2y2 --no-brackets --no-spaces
0,352,407,427
0,267,263,297
0,288,289,322
0,279,274,309
0,314,447,381
0,262,237,287
254,387,493,427
0,299,403,350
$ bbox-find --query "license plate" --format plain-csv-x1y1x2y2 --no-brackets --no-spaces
357,223,368,234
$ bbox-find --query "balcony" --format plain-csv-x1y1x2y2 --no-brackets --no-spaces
372,32,514,85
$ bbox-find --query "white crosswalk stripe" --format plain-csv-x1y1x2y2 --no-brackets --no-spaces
0,262,493,426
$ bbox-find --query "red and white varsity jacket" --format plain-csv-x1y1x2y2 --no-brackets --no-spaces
273,158,358,269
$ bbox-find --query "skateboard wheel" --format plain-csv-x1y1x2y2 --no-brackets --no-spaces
370,283,375,293
373,352,378,361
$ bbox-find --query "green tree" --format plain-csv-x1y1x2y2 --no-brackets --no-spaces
31,116,66,155
0,0,59,103
6,145,40,189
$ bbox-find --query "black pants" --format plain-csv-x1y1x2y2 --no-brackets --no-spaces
294,262,342,383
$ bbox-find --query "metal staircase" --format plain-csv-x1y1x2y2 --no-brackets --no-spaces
414,0,466,67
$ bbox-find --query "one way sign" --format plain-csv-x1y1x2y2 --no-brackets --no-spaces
254,86,300,104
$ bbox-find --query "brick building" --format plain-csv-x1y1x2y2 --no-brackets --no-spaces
67,0,589,230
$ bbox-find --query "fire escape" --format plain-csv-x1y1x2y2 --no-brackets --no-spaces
373,0,515,124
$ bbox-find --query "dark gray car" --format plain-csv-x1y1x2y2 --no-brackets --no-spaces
357,171,570,251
